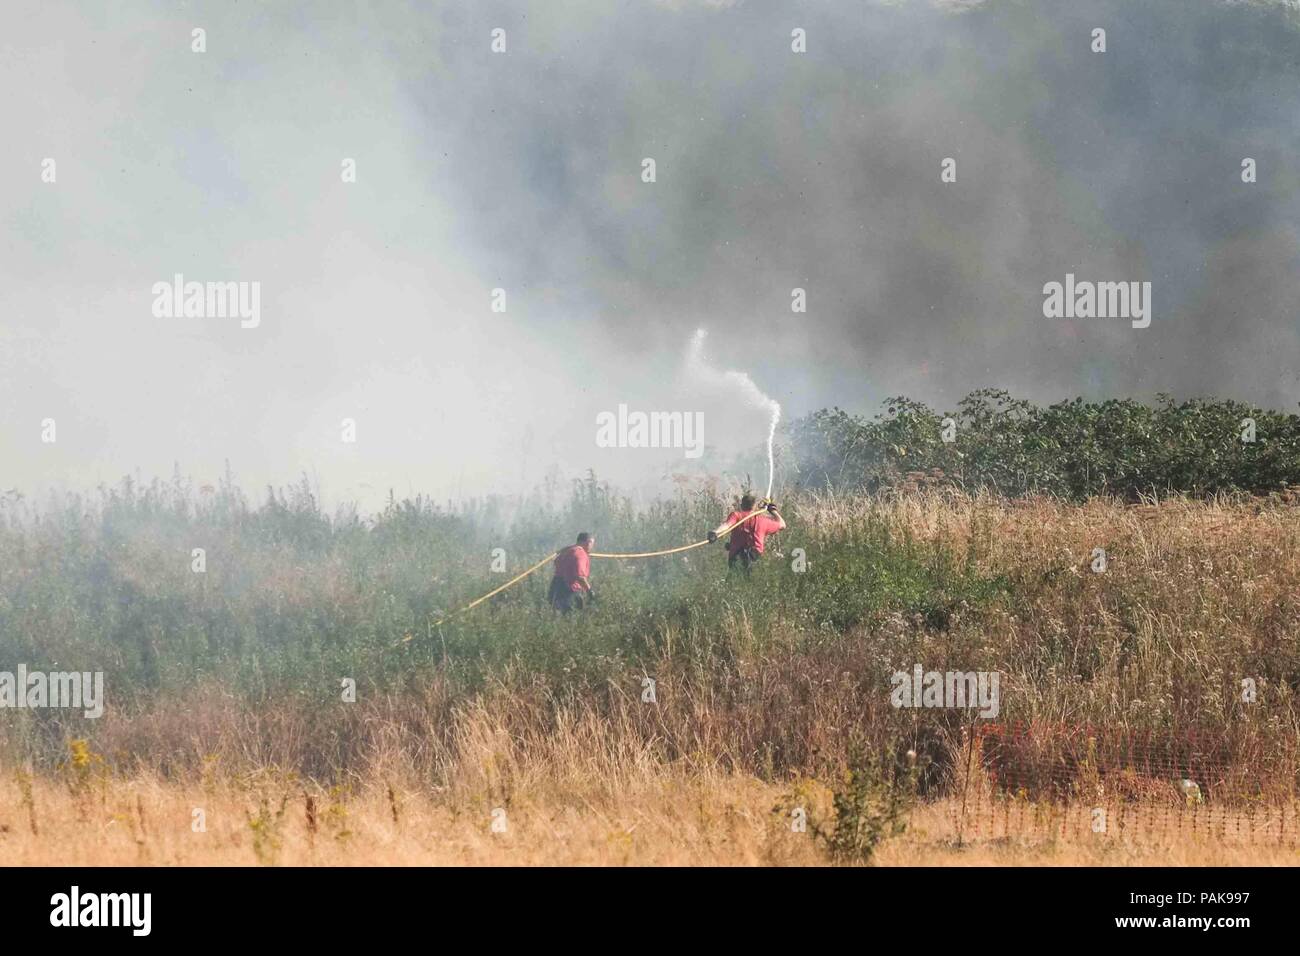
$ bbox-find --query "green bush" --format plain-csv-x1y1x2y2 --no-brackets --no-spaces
788,389,1300,500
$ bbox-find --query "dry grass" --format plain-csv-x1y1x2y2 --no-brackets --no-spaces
2,768,1294,866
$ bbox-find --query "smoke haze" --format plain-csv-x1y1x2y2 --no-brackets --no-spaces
3,0,1299,510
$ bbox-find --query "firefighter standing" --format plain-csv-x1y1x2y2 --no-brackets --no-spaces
549,532,595,611
707,495,785,576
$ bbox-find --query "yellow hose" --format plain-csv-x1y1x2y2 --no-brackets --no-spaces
397,505,773,645
589,507,768,558
397,551,557,642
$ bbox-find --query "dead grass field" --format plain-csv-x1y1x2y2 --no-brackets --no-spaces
1,770,1294,866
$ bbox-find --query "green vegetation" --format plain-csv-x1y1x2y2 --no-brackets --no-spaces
0,472,1005,699
0,470,1012,776
782,742,921,865
2,407,1298,793
788,388,1300,499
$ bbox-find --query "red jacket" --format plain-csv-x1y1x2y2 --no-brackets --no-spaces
553,544,590,592
722,511,781,555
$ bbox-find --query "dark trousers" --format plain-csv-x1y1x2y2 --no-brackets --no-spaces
728,547,760,577
548,576,586,612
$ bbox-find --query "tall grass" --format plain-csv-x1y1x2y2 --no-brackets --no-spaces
1,475,1297,806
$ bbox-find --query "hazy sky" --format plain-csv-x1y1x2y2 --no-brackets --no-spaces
3,0,1299,510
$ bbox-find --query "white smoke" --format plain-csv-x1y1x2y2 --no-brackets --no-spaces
685,328,782,499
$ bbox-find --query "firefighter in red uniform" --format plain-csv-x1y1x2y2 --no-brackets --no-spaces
549,532,595,611
707,494,785,576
